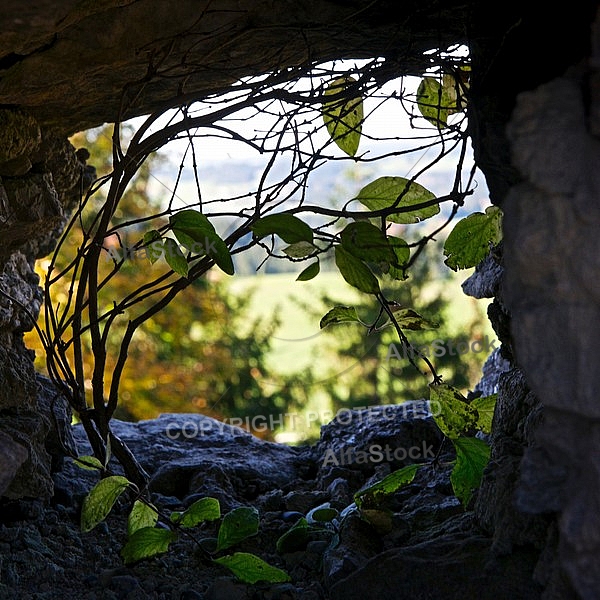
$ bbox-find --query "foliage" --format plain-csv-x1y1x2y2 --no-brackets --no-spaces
300,237,490,413
77,461,289,583
353,384,497,511
27,126,305,426
24,43,505,578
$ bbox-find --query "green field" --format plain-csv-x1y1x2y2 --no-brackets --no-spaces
228,269,494,376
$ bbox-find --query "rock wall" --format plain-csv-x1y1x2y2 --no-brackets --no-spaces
0,2,599,598
0,110,90,498
502,63,600,598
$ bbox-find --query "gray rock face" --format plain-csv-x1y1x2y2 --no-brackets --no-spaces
0,1,468,135
67,414,317,510
0,431,28,497
0,112,89,500
316,402,443,474
503,68,600,599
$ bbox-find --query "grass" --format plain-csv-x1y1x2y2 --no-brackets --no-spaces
228,269,494,376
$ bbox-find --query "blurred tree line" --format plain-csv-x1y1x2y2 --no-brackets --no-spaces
26,125,491,441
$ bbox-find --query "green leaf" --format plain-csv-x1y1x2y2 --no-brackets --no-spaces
73,455,104,471
354,464,420,509
276,518,310,554
214,552,291,584
360,509,393,535
443,206,503,271
319,305,360,329
283,241,316,258
322,76,363,157
387,237,410,280
162,238,188,277
307,505,338,523
170,210,234,275
128,500,159,537
334,245,380,295
393,308,439,330
340,221,396,264
143,230,163,264
429,384,478,440
252,214,313,244
216,506,259,552
296,260,320,282
471,394,498,435
450,436,491,507
416,74,464,129
81,475,130,533
203,232,235,275
170,209,216,236
170,497,221,529
354,177,439,224
121,527,178,565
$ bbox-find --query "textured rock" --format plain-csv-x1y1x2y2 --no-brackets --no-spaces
503,69,600,599
329,531,543,600
0,1,469,135
66,414,317,509
0,119,90,500
0,110,40,164
316,402,443,475
0,431,28,497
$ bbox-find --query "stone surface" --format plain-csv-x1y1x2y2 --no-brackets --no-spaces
0,121,91,500
316,402,443,474
503,68,600,599
329,532,543,600
0,431,28,497
0,1,469,135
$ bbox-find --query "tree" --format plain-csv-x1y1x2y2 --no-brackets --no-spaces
27,126,310,429
2,2,598,596
30,47,503,492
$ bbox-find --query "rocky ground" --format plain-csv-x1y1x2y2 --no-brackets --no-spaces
0,399,543,600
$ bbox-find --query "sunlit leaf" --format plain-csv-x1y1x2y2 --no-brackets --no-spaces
81,475,130,533
170,497,221,529
162,238,188,277
170,209,216,237
354,177,439,224
387,237,410,280
121,527,178,564
416,74,465,128
393,308,438,330
143,230,163,264
334,245,380,295
214,552,290,584
322,76,363,157
319,305,360,329
443,206,503,271
128,500,159,537
296,261,320,281
450,436,491,507
471,394,497,435
340,221,396,264
252,214,313,244
276,518,309,554
216,506,259,551
354,464,420,509
429,383,478,440
170,209,234,275
283,241,317,259
73,455,104,471
306,504,338,524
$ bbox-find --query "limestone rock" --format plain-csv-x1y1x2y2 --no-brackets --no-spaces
328,532,543,600
0,431,28,497
0,110,40,164
316,402,442,474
